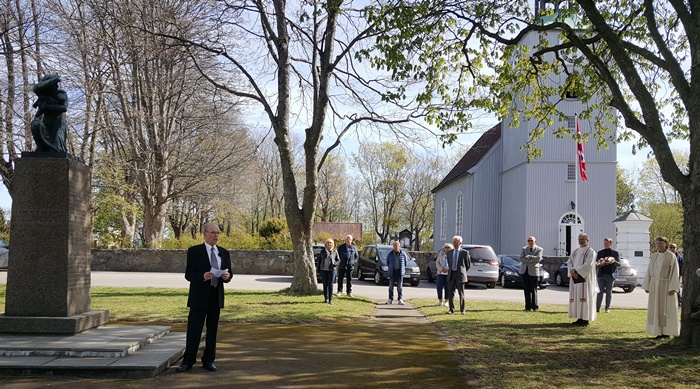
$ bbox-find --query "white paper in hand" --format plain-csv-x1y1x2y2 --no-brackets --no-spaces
211,268,228,278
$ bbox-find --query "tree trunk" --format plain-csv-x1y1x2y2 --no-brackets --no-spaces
680,190,699,345
143,202,167,248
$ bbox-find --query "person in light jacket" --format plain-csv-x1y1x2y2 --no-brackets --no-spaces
318,238,340,305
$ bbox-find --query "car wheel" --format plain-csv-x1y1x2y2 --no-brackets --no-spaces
498,273,505,287
410,279,420,287
486,281,496,289
622,285,635,293
357,268,365,281
427,268,435,283
374,271,382,285
555,272,564,287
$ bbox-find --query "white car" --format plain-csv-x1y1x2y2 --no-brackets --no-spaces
0,237,8,269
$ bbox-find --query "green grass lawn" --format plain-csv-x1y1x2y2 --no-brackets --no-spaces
1,285,698,388
414,298,700,389
0,285,375,323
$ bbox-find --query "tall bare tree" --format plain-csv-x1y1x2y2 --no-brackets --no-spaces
154,1,427,293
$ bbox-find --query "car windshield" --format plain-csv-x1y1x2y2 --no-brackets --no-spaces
501,256,519,266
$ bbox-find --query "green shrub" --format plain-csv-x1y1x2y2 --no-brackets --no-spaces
259,218,288,238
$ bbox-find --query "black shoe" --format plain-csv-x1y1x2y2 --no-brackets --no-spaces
532,309,538,312
580,320,589,326
571,319,584,325
446,310,454,315
523,308,531,312
176,363,192,372
654,335,670,339
203,362,218,372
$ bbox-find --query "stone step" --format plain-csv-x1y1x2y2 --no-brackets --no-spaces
0,326,186,378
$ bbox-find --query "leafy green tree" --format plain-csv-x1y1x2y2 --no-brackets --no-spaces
634,150,687,214
648,203,683,250
366,0,700,345
616,167,635,215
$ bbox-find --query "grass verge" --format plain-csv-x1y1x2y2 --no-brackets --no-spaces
414,298,700,389
0,285,374,323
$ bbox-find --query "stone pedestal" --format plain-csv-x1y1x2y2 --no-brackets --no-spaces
0,153,108,333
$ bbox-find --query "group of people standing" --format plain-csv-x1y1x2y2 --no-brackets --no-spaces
552,233,681,338
317,235,359,305
434,232,682,339
433,236,471,314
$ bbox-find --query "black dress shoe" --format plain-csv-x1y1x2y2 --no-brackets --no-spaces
532,308,538,312
446,310,454,315
175,363,192,372
203,363,218,372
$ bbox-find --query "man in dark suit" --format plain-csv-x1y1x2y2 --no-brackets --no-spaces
177,223,232,373
447,235,471,315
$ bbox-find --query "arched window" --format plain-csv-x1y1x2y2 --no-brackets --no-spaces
456,192,463,236
440,199,447,240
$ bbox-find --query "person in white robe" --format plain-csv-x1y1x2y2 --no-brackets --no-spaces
568,233,597,326
642,236,680,339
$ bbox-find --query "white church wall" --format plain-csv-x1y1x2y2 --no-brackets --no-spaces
469,142,503,247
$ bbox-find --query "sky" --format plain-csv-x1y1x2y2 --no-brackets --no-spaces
0,130,687,214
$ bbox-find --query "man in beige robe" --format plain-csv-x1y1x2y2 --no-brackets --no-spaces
642,236,680,339
568,233,597,326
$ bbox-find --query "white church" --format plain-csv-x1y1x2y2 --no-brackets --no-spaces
432,1,618,257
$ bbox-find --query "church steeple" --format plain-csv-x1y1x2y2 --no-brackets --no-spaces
535,0,566,15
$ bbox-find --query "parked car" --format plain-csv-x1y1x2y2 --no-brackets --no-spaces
425,244,498,288
356,244,421,286
0,237,8,269
496,255,550,289
554,258,637,292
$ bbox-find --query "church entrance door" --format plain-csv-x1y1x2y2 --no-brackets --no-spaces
558,213,584,256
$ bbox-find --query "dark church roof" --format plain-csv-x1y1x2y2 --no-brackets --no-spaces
432,122,502,193
613,205,652,222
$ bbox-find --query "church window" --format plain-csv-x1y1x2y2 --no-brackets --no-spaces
567,164,576,181
456,192,463,236
567,116,576,130
440,199,446,240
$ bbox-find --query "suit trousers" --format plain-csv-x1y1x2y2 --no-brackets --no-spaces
183,286,221,365
522,268,538,310
448,271,465,313
337,266,353,294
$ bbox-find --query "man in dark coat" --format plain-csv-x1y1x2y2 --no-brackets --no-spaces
177,223,232,373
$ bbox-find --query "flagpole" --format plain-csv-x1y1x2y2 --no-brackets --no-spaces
575,114,579,238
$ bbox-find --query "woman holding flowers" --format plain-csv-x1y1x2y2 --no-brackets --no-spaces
596,237,620,313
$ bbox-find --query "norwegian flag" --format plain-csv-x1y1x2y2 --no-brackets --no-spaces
576,117,588,182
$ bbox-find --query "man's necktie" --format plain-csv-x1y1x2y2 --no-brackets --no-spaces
210,247,219,287
453,251,458,270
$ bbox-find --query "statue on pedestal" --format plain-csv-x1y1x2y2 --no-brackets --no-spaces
31,74,68,153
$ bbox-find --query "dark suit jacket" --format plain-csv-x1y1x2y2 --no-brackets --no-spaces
185,243,232,309
447,248,471,282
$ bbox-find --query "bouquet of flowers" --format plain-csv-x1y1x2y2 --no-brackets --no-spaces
596,257,616,267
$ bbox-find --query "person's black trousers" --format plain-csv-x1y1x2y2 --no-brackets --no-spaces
522,268,538,310
337,266,353,294
183,287,221,365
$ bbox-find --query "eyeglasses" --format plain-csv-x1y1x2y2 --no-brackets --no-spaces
527,240,533,242
205,231,221,235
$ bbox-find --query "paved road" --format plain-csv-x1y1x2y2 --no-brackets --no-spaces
0,271,649,308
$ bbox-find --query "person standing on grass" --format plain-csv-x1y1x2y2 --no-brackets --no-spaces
642,236,680,339
177,223,232,373
669,243,683,307
318,238,340,305
568,233,597,327
596,237,620,314
386,241,408,305
435,243,453,307
446,235,470,315
517,236,543,312
336,235,359,297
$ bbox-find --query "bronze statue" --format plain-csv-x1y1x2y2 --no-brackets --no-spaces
31,74,68,153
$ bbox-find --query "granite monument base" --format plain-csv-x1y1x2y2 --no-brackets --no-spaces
0,154,108,334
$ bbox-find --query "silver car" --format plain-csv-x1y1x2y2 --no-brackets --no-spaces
426,244,499,288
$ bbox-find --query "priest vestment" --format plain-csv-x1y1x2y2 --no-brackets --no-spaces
568,245,597,321
642,250,680,336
